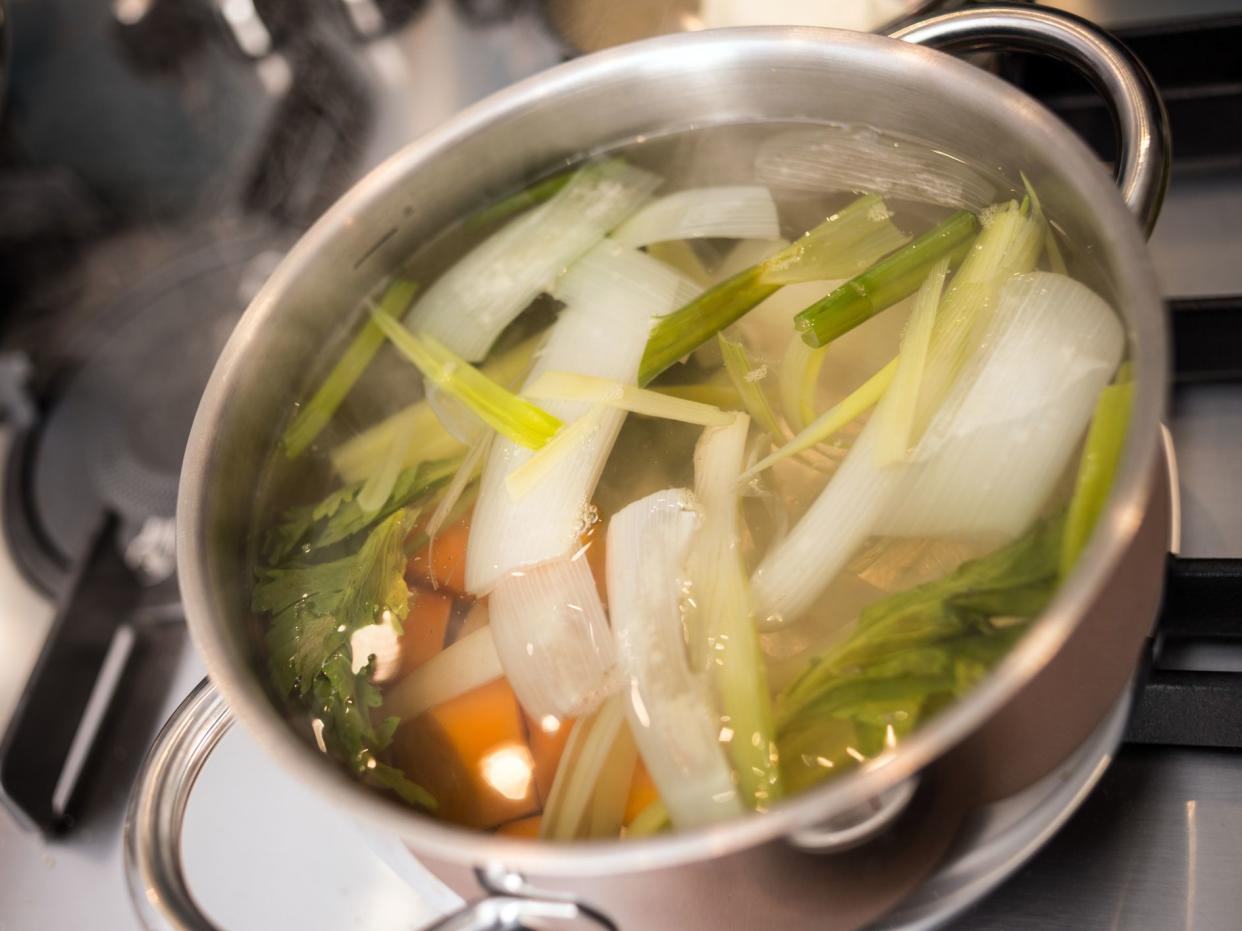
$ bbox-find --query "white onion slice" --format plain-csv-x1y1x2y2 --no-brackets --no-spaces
607,488,744,829
488,553,620,719
611,186,780,249
405,160,660,362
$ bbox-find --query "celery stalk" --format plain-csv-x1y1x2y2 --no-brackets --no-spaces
281,278,419,458
638,194,910,384
794,211,979,348
370,311,562,449
1060,374,1134,578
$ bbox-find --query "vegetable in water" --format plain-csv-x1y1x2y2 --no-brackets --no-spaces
371,311,562,450
688,416,782,808
794,210,978,348
639,194,910,384
256,509,434,808
405,159,660,361
777,513,1066,781
753,269,1123,626
607,488,743,828
611,185,780,249
1061,369,1134,577
281,278,420,458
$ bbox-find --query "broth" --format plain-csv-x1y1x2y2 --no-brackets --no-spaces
250,121,1128,840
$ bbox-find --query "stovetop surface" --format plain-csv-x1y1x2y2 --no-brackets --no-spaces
2,1,1241,928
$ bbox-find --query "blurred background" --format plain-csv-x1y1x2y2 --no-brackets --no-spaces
0,1,1240,929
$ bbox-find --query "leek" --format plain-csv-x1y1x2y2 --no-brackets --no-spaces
467,242,685,595
524,371,734,427
872,258,948,465
638,194,910,384
382,625,503,722
751,271,1123,626
645,240,711,286
653,380,742,408
794,210,979,348
718,333,785,442
689,416,782,809
1021,172,1068,275
464,168,573,231
741,359,896,482
612,186,780,248
329,332,540,484
755,126,998,212
405,159,660,361
281,277,419,458
606,488,744,829
488,553,620,719
371,311,562,450
540,694,636,840
1060,373,1134,578
504,404,609,501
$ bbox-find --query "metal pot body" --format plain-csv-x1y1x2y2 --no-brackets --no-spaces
146,5,1170,929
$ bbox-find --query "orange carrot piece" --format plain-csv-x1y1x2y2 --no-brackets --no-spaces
496,814,542,839
392,679,539,830
623,760,660,826
399,590,454,673
580,522,608,605
525,712,575,805
407,516,470,595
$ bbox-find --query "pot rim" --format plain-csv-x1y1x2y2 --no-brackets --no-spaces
177,24,1167,876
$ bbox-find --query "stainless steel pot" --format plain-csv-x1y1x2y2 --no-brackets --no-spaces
126,5,1171,929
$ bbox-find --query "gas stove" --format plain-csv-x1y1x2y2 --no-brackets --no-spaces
1,2,1240,929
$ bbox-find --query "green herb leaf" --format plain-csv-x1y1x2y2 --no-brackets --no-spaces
257,508,435,809
777,513,1066,741
263,457,459,563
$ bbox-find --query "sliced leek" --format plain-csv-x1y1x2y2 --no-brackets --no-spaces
371,311,562,450
525,371,733,426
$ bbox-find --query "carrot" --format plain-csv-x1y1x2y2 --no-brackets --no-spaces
496,814,542,839
407,516,471,595
623,759,660,826
398,590,454,672
392,678,539,830
525,712,575,805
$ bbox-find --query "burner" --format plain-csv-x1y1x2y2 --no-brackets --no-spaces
0,231,283,833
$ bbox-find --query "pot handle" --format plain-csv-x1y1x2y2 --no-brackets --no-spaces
891,3,1170,234
123,679,615,931
123,677,232,931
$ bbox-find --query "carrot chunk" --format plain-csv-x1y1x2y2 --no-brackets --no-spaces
398,590,454,672
623,760,660,826
407,516,471,595
392,679,538,830
525,712,574,805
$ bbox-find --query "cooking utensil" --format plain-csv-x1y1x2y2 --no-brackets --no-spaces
126,5,1170,928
